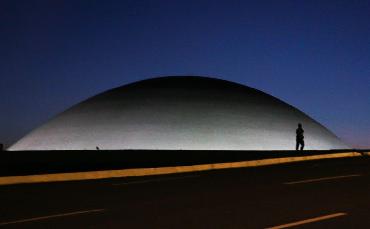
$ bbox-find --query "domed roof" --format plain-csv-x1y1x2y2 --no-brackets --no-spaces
9,76,347,150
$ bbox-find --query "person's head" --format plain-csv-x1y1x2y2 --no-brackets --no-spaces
298,123,302,128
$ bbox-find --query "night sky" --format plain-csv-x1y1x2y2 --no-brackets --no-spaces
1,0,369,149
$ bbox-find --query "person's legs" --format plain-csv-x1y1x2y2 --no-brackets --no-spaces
300,140,305,150
296,139,299,150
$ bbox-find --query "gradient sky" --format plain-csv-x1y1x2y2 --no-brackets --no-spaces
1,0,369,148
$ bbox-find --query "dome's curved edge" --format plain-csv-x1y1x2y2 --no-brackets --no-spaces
8,76,349,150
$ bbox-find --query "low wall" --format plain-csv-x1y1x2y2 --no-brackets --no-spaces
0,151,366,185
1,149,367,176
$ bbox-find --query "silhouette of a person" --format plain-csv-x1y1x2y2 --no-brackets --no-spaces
296,123,304,150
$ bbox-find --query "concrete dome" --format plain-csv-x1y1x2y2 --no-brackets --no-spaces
9,76,347,150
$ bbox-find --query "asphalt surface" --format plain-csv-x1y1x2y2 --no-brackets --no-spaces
1,156,370,228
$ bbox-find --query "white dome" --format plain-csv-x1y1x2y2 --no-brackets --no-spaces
9,76,348,150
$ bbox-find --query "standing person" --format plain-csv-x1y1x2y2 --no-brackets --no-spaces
296,123,304,150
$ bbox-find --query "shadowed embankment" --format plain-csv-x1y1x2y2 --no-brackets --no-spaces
1,149,368,177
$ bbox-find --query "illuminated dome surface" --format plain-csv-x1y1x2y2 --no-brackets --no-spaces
10,76,347,150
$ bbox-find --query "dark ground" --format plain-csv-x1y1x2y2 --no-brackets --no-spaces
0,156,370,228
0,149,365,176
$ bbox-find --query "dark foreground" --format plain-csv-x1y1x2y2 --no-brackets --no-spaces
1,156,370,228
0,149,364,176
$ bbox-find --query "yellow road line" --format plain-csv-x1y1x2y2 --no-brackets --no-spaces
0,209,106,226
0,152,361,186
266,212,347,229
284,174,362,185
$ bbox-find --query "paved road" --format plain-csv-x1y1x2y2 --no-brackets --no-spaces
0,156,370,228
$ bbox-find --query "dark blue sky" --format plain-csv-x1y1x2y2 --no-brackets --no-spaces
1,0,369,148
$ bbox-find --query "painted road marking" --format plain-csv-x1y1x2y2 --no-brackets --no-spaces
266,212,347,229
0,209,106,226
284,174,362,185
113,175,200,185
